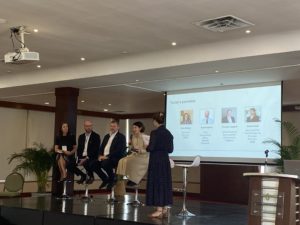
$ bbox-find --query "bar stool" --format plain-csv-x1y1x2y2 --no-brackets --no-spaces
107,168,119,204
107,185,118,204
56,170,72,200
80,168,93,202
175,156,200,217
127,183,143,207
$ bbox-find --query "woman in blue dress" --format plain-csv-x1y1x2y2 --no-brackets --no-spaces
146,112,174,218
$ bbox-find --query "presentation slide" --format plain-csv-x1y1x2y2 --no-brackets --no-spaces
166,83,282,163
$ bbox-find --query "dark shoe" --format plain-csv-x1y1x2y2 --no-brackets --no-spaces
76,174,86,184
86,177,94,184
106,181,116,191
99,181,108,189
61,177,68,182
127,180,137,186
58,176,67,183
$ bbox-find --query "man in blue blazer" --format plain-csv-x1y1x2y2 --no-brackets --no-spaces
68,120,100,184
91,119,126,190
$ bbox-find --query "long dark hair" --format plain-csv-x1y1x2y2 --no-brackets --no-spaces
58,122,70,136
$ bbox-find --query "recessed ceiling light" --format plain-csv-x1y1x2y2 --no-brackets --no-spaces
104,109,108,112
171,42,177,46
108,103,112,106
121,51,128,54
215,70,219,73
36,65,41,68
33,29,39,33
135,79,139,82
80,57,86,61
81,100,85,103
245,29,251,34
44,102,50,105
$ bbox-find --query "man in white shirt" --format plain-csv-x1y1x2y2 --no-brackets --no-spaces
69,120,100,184
91,119,126,190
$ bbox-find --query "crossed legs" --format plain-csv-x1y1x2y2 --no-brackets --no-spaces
56,154,67,181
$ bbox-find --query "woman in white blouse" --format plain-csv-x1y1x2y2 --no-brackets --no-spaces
116,121,150,186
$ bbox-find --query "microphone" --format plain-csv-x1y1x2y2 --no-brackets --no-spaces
264,149,269,158
264,149,269,173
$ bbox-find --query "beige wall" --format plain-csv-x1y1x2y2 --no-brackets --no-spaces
0,107,27,181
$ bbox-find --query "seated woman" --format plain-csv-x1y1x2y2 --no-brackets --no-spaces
116,121,150,187
54,122,77,182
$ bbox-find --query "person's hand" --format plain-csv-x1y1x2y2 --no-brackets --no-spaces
98,155,107,161
78,158,87,166
134,148,142,153
56,150,63,154
63,151,71,156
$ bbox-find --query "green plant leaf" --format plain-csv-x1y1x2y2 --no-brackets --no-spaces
8,143,54,192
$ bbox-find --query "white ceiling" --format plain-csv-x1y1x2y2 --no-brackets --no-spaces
1,0,300,113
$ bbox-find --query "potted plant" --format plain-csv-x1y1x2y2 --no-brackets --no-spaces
263,119,300,172
8,143,54,193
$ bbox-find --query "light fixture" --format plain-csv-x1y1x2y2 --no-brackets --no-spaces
81,100,85,103
44,102,50,105
80,57,86,61
215,70,219,73
37,65,41,68
171,42,177,46
104,109,108,112
135,79,139,82
121,51,128,54
108,103,112,106
33,29,39,33
245,29,251,34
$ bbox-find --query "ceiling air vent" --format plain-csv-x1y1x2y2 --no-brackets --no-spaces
193,15,254,32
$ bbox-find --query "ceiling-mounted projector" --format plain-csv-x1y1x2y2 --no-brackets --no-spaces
4,26,40,64
4,50,39,64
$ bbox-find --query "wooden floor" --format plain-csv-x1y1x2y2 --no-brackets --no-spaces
0,194,248,225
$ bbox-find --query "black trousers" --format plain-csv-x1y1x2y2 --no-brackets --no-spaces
91,158,118,183
67,158,95,178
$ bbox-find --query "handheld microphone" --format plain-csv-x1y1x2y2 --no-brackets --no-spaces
264,149,269,158
264,149,269,173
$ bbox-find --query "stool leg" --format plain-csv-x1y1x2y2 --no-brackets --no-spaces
127,185,144,207
177,167,195,217
81,175,92,201
57,180,71,200
107,186,118,204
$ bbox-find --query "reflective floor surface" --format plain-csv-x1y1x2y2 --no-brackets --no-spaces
0,194,247,225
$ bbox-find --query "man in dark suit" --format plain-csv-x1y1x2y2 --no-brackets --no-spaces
91,119,126,190
222,109,236,123
68,120,101,184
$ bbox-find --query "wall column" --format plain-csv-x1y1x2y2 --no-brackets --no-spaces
52,87,79,196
